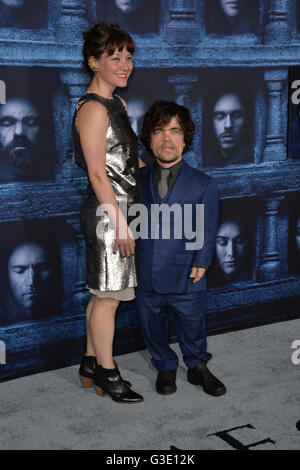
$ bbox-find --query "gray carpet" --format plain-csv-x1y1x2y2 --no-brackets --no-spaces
0,319,299,450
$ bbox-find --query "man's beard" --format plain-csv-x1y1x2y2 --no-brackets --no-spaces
5,135,37,175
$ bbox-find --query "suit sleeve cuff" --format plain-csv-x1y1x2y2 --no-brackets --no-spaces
192,262,208,269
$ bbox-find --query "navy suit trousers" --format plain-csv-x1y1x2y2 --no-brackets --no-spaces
135,288,212,371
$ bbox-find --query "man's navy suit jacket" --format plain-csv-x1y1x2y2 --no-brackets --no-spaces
136,160,219,294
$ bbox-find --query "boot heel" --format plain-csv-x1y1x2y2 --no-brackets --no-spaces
95,385,107,397
80,375,93,389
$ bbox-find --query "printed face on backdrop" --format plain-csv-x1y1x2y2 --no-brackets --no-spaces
0,97,40,178
216,220,248,278
150,116,185,165
127,98,147,136
8,242,52,311
0,0,48,29
127,98,147,157
213,92,246,159
296,216,300,255
218,0,247,22
0,0,26,7
114,0,141,14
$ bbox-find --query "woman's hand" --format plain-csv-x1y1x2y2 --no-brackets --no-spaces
113,228,136,258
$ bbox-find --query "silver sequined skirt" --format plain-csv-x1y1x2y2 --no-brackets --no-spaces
81,196,138,293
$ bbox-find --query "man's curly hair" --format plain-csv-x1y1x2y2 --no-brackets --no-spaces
141,100,195,156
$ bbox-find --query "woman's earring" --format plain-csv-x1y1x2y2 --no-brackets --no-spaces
89,62,99,72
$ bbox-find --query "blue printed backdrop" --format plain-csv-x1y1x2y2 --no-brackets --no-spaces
0,0,299,381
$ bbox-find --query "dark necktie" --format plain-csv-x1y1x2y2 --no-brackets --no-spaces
158,168,170,198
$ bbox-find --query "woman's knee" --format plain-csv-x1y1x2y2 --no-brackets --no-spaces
93,296,119,312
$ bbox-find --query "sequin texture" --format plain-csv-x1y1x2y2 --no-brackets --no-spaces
72,93,141,291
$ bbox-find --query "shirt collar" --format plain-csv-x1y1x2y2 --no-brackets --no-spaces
154,158,183,176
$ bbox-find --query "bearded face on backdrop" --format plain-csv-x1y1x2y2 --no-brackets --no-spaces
0,97,42,181
203,83,253,167
0,67,56,182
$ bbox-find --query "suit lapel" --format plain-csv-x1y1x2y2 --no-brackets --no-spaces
141,164,157,205
165,160,188,205
149,165,161,204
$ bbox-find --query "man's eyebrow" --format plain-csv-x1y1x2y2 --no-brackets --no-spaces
10,261,47,267
152,125,182,131
213,109,243,113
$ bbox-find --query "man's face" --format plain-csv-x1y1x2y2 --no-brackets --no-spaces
296,216,300,254
0,97,40,176
216,220,248,277
213,93,246,157
218,0,247,22
1,0,26,8
127,98,146,136
150,116,185,166
8,242,52,310
115,0,141,14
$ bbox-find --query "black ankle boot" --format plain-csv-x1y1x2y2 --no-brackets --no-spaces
94,365,144,403
112,360,132,388
79,355,97,388
79,356,132,389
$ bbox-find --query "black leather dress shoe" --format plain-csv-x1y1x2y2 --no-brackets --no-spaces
187,360,226,396
156,370,177,395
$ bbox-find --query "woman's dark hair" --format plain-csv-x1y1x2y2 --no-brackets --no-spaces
141,100,195,155
82,22,136,76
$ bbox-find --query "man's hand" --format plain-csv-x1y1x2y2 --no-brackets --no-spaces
189,267,206,283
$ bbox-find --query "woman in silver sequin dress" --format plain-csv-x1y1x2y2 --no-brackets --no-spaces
72,23,144,403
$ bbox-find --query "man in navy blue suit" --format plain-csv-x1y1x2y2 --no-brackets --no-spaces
135,100,226,396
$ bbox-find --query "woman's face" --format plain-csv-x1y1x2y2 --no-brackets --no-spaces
1,0,26,8
216,219,248,277
115,0,141,14
218,0,247,21
296,216,300,254
93,47,133,90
